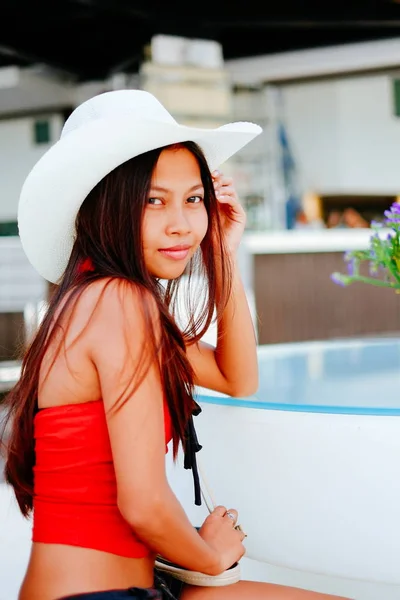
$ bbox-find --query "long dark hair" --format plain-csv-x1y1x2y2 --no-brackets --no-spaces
1,141,232,516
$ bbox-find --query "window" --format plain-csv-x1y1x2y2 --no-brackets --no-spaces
33,119,51,144
393,79,400,117
0,221,18,236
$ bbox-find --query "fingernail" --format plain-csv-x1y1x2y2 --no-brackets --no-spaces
213,169,220,176
215,190,220,197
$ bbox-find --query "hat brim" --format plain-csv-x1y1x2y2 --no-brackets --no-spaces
18,115,262,283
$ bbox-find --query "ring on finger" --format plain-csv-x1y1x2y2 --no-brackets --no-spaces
235,523,247,538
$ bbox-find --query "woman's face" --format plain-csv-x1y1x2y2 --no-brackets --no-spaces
142,147,209,279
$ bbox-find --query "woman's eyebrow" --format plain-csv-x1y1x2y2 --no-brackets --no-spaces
150,183,204,194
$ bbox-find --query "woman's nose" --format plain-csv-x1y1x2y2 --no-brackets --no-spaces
165,207,191,236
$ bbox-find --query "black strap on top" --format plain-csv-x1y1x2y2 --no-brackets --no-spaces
183,402,203,506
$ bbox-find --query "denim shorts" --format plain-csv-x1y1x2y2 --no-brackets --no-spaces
60,589,161,600
59,571,184,600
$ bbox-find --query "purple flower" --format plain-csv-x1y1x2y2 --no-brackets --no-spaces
347,259,356,275
384,205,400,224
331,273,347,287
385,216,400,225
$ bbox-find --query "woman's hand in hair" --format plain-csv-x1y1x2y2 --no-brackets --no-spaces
212,170,245,255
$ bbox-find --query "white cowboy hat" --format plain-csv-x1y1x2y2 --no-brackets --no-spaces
18,89,262,283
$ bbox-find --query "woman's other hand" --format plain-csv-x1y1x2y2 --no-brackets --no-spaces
198,505,246,574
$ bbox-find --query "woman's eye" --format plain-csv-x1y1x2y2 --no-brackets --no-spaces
148,198,163,205
187,196,203,204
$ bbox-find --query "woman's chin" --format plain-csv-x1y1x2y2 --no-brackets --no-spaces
150,265,188,280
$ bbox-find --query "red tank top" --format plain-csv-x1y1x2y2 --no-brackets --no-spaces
33,400,172,558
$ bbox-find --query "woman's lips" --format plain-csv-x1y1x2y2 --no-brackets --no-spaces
158,246,191,260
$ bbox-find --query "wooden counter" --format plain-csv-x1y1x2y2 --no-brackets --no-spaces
243,229,400,344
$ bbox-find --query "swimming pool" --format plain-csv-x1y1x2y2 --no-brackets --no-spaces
200,337,400,415
167,337,400,587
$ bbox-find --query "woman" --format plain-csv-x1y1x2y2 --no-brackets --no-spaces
1,90,348,600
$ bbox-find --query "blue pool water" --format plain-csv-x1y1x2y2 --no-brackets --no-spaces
198,338,400,415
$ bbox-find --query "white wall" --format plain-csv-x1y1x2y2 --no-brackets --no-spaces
0,113,64,220
0,237,46,312
0,67,72,115
280,80,339,193
226,37,400,86
337,76,400,192
280,73,400,195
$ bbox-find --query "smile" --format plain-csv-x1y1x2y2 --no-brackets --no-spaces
158,245,191,261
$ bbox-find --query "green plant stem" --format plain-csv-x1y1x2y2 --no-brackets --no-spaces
381,244,400,284
343,274,399,289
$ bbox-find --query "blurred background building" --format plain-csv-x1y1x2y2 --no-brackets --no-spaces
3,1,400,353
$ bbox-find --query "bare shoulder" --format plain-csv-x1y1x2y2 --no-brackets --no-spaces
77,277,159,331
82,278,160,385
75,276,144,311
